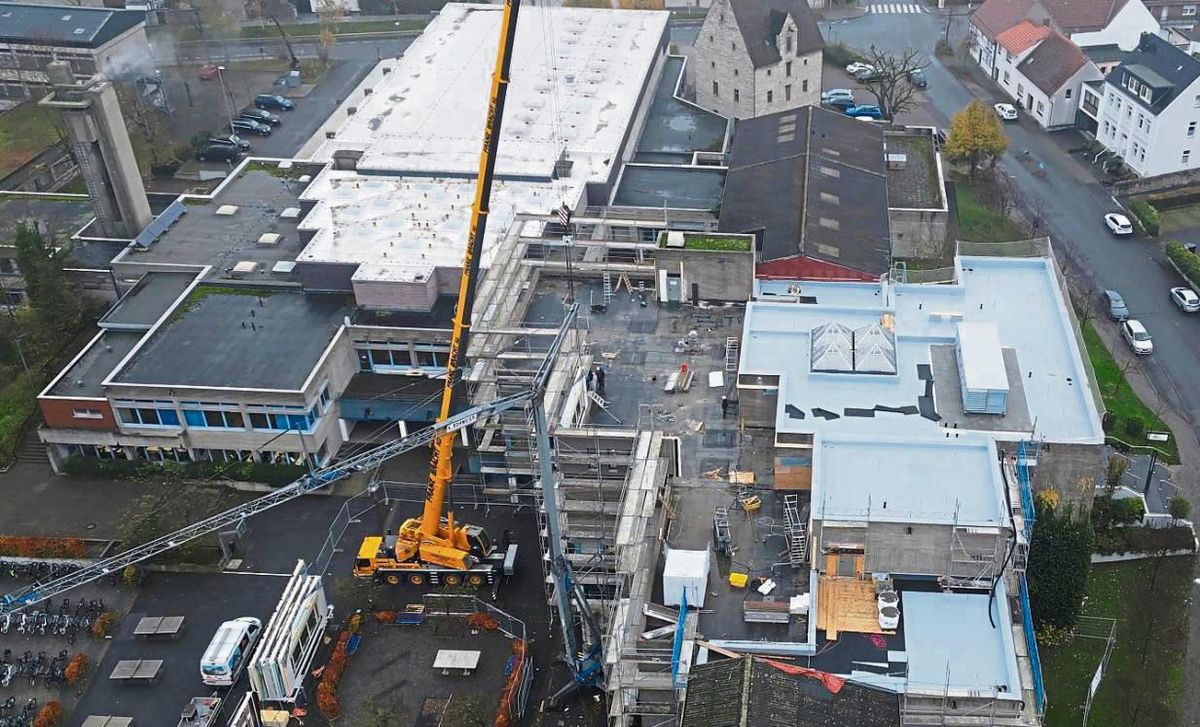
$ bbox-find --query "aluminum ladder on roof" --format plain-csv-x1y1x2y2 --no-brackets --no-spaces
603,272,613,304
712,507,732,557
782,494,807,568
725,337,739,373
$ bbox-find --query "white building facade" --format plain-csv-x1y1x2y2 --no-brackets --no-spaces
1093,33,1200,176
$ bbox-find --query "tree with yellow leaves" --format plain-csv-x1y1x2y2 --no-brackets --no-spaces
944,100,1009,178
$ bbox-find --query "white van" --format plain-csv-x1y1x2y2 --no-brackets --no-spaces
200,617,263,686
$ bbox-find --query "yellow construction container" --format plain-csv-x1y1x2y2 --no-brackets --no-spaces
729,572,749,588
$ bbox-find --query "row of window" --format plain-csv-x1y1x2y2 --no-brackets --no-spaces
1100,121,1193,166
109,390,329,433
66,443,321,467
357,345,447,372
712,80,806,104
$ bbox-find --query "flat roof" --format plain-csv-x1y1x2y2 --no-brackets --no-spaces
741,256,1104,443
310,5,666,179
0,194,95,245
884,132,945,210
812,435,1008,526
298,5,667,284
46,330,144,398
611,165,725,210
108,286,351,391
631,56,728,163
112,165,318,282
99,271,198,330
902,584,1022,696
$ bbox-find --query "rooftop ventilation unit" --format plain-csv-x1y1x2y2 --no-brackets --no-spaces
257,233,283,247
664,231,686,248
886,153,908,170
230,261,259,278
280,207,301,220
956,322,1009,415
272,261,297,275
215,205,239,216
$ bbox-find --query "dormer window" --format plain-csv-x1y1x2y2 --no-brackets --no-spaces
1141,86,1152,102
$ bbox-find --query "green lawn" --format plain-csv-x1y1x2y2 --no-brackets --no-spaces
954,182,1025,242
1080,321,1178,462
1042,558,1192,727
181,18,429,41
1158,203,1200,235
0,102,62,180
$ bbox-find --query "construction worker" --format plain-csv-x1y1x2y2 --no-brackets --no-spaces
595,366,606,396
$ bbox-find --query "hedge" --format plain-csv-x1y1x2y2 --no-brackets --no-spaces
824,43,867,69
1130,199,1160,236
1166,241,1200,288
62,457,308,487
1093,524,1196,555
0,536,87,559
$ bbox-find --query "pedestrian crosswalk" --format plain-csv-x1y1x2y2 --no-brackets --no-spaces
868,2,926,12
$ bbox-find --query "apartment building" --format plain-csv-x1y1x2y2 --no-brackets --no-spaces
992,24,1102,129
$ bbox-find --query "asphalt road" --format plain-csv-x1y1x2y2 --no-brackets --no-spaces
824,6,1200,429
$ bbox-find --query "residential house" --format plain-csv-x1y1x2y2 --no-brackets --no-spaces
970,0,1159,81
1142,0,1199,29
0,3,148,99
1091,32,1200,176
994,25,1103,128
688,0,824,119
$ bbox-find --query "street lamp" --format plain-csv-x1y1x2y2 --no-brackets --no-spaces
215,65,235,140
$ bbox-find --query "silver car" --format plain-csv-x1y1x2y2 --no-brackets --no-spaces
1103,289,1129,321
1170,286,1200,312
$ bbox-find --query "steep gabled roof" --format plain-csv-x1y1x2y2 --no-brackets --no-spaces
719,106,892,277
681,657,901,727
971,0,1039,40
1040,0,1130,33
728,0,824,68
1106,32,1200,112
1017,31,1090,94
996,20,1052,53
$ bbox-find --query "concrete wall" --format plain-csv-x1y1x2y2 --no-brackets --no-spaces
39,397,118,431
737,387,777,428
654,246,754,302
812,519,1007,579
889,208,949,259
352,275,438,311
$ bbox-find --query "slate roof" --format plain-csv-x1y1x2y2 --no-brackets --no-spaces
1040,0,1129,33
996,20,1051,53
0,4,145,49
719,106,892,277
970,0,1038,40
728,0,824,68
1017,31,1089,94
1106,32,1200,113
681,656,901,727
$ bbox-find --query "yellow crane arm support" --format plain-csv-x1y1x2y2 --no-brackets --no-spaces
421,0,522,537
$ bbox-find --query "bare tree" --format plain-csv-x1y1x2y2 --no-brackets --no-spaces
858,46,927,119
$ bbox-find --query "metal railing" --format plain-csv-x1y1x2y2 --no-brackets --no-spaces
1016,441,1036,542
1019,574,1047,714
957,237,1051,258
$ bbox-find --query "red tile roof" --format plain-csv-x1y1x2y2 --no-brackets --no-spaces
996,20,1053,53
971,0,1038,40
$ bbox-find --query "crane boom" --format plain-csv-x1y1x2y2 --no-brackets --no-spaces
421,0,522,539
1,308,575,616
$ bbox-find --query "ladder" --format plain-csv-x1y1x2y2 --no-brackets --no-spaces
587,390,622,424
603,272,614,304
712,507,732,557
724,337,739,373
782,494,807,568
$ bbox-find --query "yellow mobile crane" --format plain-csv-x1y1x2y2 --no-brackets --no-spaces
352,0,523,589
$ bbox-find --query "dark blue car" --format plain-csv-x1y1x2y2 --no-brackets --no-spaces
254,93,295,111
843,104,884,120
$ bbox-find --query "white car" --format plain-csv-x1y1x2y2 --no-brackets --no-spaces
1121,319,1153,355
1170,286,1200,312
822,88,855,101
1104,212,1134,236
994,103,1018,121
846,62,875,76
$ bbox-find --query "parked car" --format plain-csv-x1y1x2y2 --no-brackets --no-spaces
822,88,855,102
210,135,251,151
823,96,858,111
994,103,1018,121
230,118,272,137
1104,212,1133,236
843,104,884,120
254,93,295,111
1170,286,1200,312
198,64,220,81
1121,319,1154,355
195,143,242,163
239,108,282,126
908,68,928,88
846,62,875,76
855,68,885,83
1103,289,1129,321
